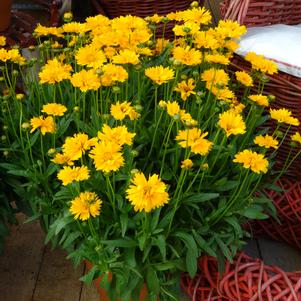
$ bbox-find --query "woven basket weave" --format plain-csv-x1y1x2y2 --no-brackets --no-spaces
221,0,301,176
181,252,301,301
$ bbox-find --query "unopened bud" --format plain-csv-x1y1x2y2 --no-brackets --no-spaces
73,106,80,112
131,169,139,175
1,135,6,141
3,150,9,157
191,1,199,8
112,86,120,93
131,150,138,157
21,122,30,129
47,148,56,156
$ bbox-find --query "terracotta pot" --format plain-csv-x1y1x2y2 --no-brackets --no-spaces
85,261,150,301
0,0,12,32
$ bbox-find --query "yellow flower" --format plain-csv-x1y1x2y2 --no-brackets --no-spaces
70,192,101,221
254,135,279,149
181,159,193,170
0,48,9,62
174,79,196,101
270,108,300,126
235,71,253,87
0,36,6,46
145,65,174,85
41,103,67,116
176,128,213,155
70,69,101,92
98,124,135,146
34,24,63,37
57,165,90,186
182,7,212,25
155,38,170,55
205,53,230,65
166,101,180,117
110,101,139,121
62,21,87,34
30,116,56,135
126,172,169,212
112,49,140,65
51,153,74,166
100,64,128,86
173,22,199,36
89,141,124,173
212,87,234,102
172,46,202,66
233,150,268,174
201,68,229,90
218,110,246,137
249,94,269,107
7,49,26,65
291,132,301,145
16,94,25,101
63,133,97,161
194,30,219,50
215,20,247,39
75,45,106,69
39,58,72,84
245,52,278,75
147,13,164,24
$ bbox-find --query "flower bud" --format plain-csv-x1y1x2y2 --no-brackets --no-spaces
134,104,143,112
268,94,275,102
162,17,169,23
260,75,269,83
148,24,157,31
1,135,6,141
290,141,298,148
275,130,283,138
183,27,191,33
131,150,139,157
173,114,181,120
131,169,139,175
180,74,188,80
3,150,9,157
12,70,19,76
191,1,199,8
3,125,8,131
0,77,4,82
21,122,30,129
47,148,56,156
16,93,25,101
112,86,120,93
73,106,80,112
28,45,35,51
173,59,181,66
37,160,43,167
63,12,73,22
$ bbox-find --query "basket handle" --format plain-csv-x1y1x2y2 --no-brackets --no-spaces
90,0,107,15
223,0,250,24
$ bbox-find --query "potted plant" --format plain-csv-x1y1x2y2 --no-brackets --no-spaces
0,4,300,300
0,0,12,32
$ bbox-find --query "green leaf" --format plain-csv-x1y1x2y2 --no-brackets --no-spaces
120,214,128,237
173,232,198,258
185,193,220,203
216,181,239,192
224,217,242,236
152,235,166,261
215,235,232,262
186,250,197,278
238,206,269,220
146,267,160,295
101,238,137,248
62,232,81,249
192,230,216,257
80,265,98,284
7,169,29,177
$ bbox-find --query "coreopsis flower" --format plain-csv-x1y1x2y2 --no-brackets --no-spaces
181,7,212,25
212,87,235,102
218,110,246,137
154,38,170,55
146,13,163,24
51,153,74,166
166,101,180,117
173,22,199,36
174,78,195,101
41,103,67,116
16,94,25,101
112,49,140,65
110,101,139,121
62,21,87,34
270,108,300,126
62,133,97,161
39,58,72,84
172,46,202,66
205,53,230,65
230,101,245,114
98,124,136,146
176,128,213,155
70,69,101,92
245,52,278,75
201,68,229,89
0,36,6,46
181,159,193,170
7,49,26,65
145,65,174,85
30,116,56,135
100,64,128,86
291,132,301,145
75,45,106,69
89,141,124,173
235,71,253,87
249,94,269,107
233,150,269,174
254,135,279,149
179,110,197,126
57,165,90,186
194,30,219,50
215,20,247,39
34,24,63,37
126,172,169,212
70,192,102,221
0,48,9,62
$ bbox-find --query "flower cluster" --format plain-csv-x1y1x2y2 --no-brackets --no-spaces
1,4,300,300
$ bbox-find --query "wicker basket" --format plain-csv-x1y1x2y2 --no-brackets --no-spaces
181,252,301,301
90,0,204,38
221,0,301,176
